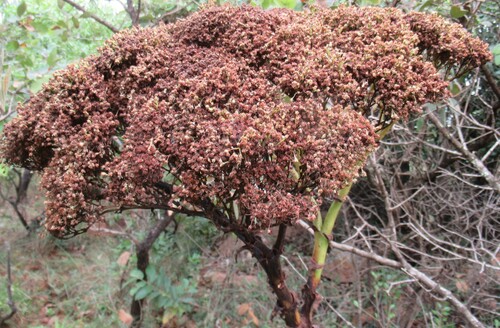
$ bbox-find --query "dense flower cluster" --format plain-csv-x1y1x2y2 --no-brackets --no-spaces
406,11,491,75
1,5,490,236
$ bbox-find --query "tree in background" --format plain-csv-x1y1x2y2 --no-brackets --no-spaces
1,3,493,327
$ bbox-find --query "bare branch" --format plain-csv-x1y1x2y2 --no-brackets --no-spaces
297,220,487,328
480,65,500,101
62,0,119,33
426,109,500,192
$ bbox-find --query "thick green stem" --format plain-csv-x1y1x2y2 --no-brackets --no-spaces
310,184,352,285
301,184,353,322
302,126,391,322
309,125,390,286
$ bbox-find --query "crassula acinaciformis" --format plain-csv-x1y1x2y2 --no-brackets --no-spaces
2,5,490,237
1,5,491,327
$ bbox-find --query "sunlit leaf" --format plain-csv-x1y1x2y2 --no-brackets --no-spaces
17,2,27,17
449,81,460,95
56,20,68,29
261,0,273,9
20,56,34,68
450,5,467,19
275,0,296,9
61,30,69,42
32,21,49,33
6,41,19,51
493,44,500,65
30,74,52,93
47,49,58,67
0,164,10,177
72,17,80,29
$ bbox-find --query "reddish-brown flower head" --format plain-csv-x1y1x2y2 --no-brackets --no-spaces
0,5,490,237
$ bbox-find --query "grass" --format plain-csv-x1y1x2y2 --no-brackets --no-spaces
0,212,293,328
0,225,126,328
0,206,418,328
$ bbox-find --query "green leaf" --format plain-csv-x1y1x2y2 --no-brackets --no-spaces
261,0,273,9
360,0,381,5
418,0,434,11
17,2,27,17
128,281,147,296
6,41,19,51
415,117,424,132
450,6,467,19
30,74,52,93
145,265,157,282
57,0,65,9
61,30,69,42
129,269,144,280
134,285,153,300
493,45,500,65
56,20,68,29
0,164,10,177
449,82,460,95
20,56,34,68
47,49,58,67
158,296,172,308
139,14,155,24
72,17,80,29
492,44,500,55
275,0,296,8
32,21,49,33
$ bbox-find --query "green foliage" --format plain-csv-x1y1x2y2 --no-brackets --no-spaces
450,5,467,19
251,0,300,9
368,270,403,327
0,0,115,97
431,302,454,328
0,163,10,177
139,0,198,25
492,44,500,66
357,0,382,6
123,216,217,323
128,265,197,317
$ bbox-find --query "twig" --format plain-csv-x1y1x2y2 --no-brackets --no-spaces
426,109,500,192
480,66,500,100
281,255,307,282
0,242,17,325
62,0,119,33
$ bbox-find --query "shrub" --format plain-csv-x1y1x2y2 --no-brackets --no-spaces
1,5,490,327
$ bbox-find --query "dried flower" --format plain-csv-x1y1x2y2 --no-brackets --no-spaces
1,5,490,237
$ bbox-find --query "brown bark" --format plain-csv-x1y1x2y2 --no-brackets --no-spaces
200,199,310,327
130,213,174,327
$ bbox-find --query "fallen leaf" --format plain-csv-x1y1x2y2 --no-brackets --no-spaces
237,303,250,316
162,311,176,325
247,307,259,326
455,279,469,293
118,309,133,325
117,251,131,266
237,303,259,326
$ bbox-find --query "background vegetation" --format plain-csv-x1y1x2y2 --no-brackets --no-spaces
1,0,498,327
